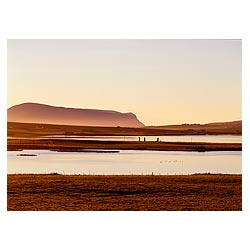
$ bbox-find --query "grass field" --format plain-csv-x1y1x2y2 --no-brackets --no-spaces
8,174,242,211
8,121,242,138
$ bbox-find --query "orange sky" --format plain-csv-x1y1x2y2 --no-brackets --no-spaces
8,39,241,125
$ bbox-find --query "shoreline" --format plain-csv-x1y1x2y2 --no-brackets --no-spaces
7,139,242,152
8,173,242,176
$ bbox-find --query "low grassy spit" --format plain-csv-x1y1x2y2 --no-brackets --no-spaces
7,139,242,152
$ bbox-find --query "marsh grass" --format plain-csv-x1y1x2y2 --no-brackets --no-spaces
8,174,242,211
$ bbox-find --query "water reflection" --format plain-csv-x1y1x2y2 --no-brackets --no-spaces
8,150,241,175
39,135,242,143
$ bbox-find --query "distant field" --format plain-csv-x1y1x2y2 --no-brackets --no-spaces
149,120,242,134
8,121,242,138
8,174,242,211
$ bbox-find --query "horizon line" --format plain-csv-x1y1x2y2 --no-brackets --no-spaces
7,101,242,127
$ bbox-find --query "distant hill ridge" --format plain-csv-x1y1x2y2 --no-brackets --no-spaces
8,103,145,127
147,120,242,135
149,120,242,128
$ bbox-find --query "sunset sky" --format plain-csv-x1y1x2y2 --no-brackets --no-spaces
8,39,241,126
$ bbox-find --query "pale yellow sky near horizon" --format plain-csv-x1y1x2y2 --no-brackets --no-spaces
8,39,241,126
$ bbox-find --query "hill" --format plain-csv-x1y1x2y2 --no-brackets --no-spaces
8,103,145,127
148,120,242,134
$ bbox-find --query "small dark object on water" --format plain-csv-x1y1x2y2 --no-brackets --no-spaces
17,154,37,157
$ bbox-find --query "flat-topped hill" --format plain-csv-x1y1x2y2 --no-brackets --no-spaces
8,103,145,127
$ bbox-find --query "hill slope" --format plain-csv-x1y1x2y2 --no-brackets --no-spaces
8,103,145,127
148,120,242,134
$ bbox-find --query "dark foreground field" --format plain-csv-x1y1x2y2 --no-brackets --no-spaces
8,174,242,211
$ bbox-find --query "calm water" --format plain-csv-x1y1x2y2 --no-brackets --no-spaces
8,150,241,175
41,135,242,143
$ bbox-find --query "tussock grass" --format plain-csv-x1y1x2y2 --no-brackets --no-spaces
8,174,242,211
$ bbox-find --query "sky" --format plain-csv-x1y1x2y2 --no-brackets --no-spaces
8,39,241,126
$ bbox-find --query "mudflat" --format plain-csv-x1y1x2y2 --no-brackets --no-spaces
8,174,242,211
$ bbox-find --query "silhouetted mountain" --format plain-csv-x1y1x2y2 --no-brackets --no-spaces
8,103,145,127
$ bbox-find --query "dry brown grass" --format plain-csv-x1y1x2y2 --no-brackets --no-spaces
8,121,242,138
8,174,242,211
